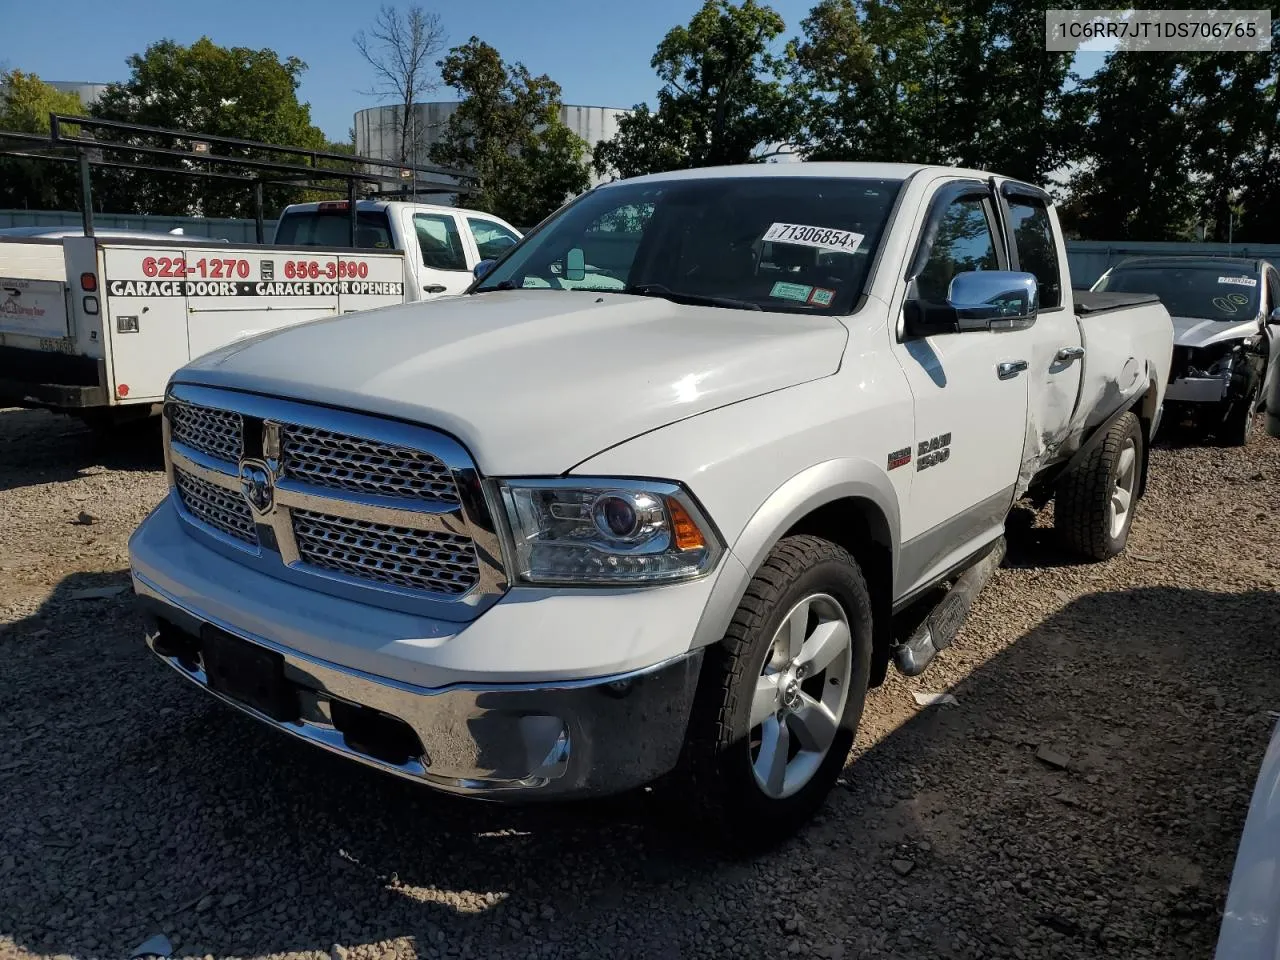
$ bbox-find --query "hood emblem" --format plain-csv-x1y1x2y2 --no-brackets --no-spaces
238,458,274,514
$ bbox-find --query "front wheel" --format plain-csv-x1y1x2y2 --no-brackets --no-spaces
1219,381,1261,447
677,535,873,851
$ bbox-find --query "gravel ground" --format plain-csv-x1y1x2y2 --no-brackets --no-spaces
2,406,1278,960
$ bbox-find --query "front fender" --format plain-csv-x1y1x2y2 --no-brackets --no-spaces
690,458,901,651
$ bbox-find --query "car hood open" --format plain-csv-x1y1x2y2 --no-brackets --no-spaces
176,289,848,475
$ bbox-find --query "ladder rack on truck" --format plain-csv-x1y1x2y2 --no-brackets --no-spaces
0,115,485,426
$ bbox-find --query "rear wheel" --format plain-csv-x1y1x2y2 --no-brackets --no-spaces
1054,411,1144,561
677,535,873,851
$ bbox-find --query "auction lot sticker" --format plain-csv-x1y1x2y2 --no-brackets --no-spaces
764,223,864,253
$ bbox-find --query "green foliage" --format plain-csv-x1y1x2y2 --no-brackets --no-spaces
87,37,329,217
429,37,590,226
593,0,1279,242
0,70,86,133
0,70,86,210
1061,18,1280,243
1059,56,1197,241
593,0,798,179
788,0,953,164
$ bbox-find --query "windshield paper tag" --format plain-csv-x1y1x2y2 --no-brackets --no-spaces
771,281,813,302
764,222,864,253
1219,275,1257,286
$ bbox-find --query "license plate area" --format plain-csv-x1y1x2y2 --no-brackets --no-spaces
200,625,298,722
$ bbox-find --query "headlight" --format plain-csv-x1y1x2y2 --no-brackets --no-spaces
496,479,722,585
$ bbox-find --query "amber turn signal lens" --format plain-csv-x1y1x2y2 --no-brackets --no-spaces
666,498,705,551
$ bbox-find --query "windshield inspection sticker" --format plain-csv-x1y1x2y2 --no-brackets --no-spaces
808,287,835,307
771,281,813,302
1218,275,1258,286
764,222,864,253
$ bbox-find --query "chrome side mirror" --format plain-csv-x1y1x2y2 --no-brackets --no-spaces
903,270,1039,337
948,271,1039,331
473,259,496,280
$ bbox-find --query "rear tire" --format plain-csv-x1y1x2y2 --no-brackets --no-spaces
1054,411,1144,561
677,535,873,852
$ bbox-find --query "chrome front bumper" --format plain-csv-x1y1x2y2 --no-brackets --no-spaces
135,577,703,799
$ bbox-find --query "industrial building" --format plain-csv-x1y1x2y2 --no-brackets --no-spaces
353,101,631,195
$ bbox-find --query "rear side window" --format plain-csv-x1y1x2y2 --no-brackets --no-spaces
274,209,394,249
414,214,468,272
466,218,520,261
1007,197,1062,309
916,196,999,302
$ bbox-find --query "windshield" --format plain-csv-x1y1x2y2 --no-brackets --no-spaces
473,176,904,314
274,208,395,250
1095,262,1261,321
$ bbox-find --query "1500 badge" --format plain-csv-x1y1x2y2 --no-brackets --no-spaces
917,432,952,471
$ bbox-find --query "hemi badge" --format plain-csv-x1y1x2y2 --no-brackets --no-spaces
887,447,912,470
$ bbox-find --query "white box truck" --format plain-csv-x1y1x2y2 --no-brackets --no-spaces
0,114,521,427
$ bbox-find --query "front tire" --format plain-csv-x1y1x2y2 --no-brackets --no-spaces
1219,381,1260,447
1054,410,1144,561
678,535,873,851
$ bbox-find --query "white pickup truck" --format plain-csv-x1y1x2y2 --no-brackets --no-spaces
127,162,1173,846
0,199,520,426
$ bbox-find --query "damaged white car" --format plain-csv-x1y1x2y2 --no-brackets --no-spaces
1092,256,1280,445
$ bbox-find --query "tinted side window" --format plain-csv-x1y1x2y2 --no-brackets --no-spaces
466,218,520,261
1007,197,1062,309
414,214,468,271
1267,268,1280,314
917,196,999,301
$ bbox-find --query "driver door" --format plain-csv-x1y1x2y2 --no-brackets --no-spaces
889,180,1035,593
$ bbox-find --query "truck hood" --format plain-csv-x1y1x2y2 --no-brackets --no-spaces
1172,314,1260,349
176,289,848,475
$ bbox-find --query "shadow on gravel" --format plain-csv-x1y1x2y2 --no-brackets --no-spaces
0,407,163,492
2,565,1278,960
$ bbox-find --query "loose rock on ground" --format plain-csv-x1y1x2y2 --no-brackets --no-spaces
1,406,1278,959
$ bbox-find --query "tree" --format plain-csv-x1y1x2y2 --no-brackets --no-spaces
789,0,1077,182
429,38,590,225
788,0,955,164
593,0,798,179
933,0,1078,182
1061,54,1199,241
1236,31,1280,242
0,70,87,210
88,38,329,217
354,4,447,165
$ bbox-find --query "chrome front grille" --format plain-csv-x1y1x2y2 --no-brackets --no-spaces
168,400,243,463
174,466,258,545
280,424,459,504
292,509,479,595
162,386,507,615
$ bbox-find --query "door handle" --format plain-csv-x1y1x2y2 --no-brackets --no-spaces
423,284,447,294
997,360,1029,380
1055,345,1085,363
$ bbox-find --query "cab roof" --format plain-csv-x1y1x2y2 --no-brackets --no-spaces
602,161,1012,187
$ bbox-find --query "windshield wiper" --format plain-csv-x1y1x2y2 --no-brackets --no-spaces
625,282,763,311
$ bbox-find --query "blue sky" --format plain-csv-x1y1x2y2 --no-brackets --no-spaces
5,0,1105,143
